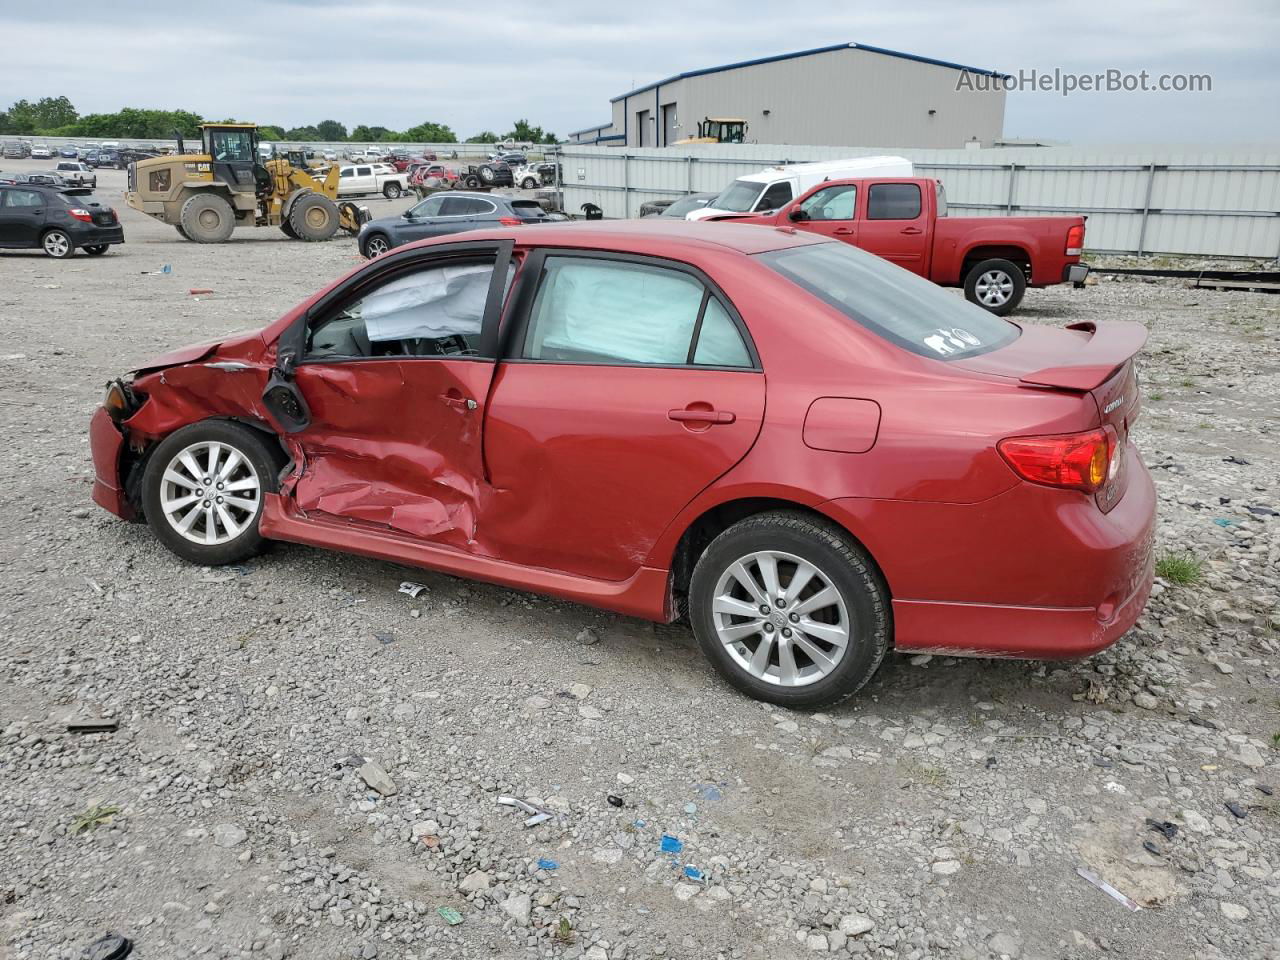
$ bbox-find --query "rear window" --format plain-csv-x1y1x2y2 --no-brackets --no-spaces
510,200,546,219
757,242,1017,360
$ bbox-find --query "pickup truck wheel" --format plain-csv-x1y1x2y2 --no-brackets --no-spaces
180,193,236,243
964,258,1026,315
478,164,497,184
382,182,402,199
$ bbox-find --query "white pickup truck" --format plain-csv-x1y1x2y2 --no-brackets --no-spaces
337,163,409,199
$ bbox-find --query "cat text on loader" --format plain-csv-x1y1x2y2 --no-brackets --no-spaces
124,124,368,243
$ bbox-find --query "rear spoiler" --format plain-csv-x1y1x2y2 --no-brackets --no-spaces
1019,321,1148,392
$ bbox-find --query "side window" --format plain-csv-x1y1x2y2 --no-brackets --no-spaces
756,181,793,211
867,183,922,220
693,299,752,368
523,258,704,365
339,167,352,178
2,189,44,207
356,166,371,177
442,197,495,217
306,259,504,360
409,195,445,218
799,185,857,221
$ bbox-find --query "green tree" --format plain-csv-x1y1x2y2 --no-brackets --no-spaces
32,96,78,130
350,125,398,142
466,130,500,143
316,119,347,141
402,120,456,143
283,125,321,141
66,108,203,139
2,99,39,134
505,119,558,145
257,125,286,141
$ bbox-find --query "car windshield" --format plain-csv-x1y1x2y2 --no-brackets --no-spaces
757,241,1018,360
712,179,764,212
664,195,711,217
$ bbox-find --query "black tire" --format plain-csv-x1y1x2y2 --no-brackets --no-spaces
464,175,481,189
478,164,496,184
83,244,109,256
142,420,280,566
175,224,190,241
288,192,339,241
382,181,402,199
280,219,299,239
179,193,236,243
963,258,1026,315
521,177,538,190
362,233,392,259
41,229,75,259
688,511,890,709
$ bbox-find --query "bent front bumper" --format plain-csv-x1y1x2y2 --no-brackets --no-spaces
90,407,134,520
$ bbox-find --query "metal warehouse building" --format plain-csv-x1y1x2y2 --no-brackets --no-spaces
567,42,1007,150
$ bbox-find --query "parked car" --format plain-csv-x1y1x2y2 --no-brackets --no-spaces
715,177,1088,315
459,161,513,189
30,143,52,159
3,171,68,187
59,144,80,158
2,141,30,159
82,150,101,166
87,221,1153,707
489,151,526,167
55,161,98,188
357,192,551,257
322,149,338,161
686,156,913,221
640,192,718,218
93,149,122,169
336,164,410,199
514,161,559,190
0,183,123,258
408,163,460,188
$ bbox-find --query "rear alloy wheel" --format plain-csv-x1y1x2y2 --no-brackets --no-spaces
42,229,74,259
382,182,402,199
689,512,890,708
83,244,109,256
142,420,279,565
288,192,340,241
964,258,1026,315
522,177,538,190
363,233,391,258
179,193,236,243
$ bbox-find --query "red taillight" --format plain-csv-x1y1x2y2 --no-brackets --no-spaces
497,217,523,226
1065,223,1085,256
67,208,93,222
998,426,1116,493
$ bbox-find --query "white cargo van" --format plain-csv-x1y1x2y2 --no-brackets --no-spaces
686,155,913,220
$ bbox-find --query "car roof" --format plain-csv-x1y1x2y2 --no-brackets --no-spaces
461,218,826,256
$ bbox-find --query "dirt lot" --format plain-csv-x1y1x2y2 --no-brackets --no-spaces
1,160,1278,960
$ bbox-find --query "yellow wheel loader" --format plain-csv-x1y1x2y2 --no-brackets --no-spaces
125,124,368,243
674,117,749,145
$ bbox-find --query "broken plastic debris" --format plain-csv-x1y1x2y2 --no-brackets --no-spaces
683,802,697,814
375,633,395,645
161,264,171,274
497,796,540,815
537,857,559,870
1076,866,1141,911
1142,840,1162,857
437,906,464,926
606,795,624,808
1225,800,1247,819
1145,818,1178,840
1222,455,1250,465
524,812,552,828
695,784,722,803
683,865,704,881
660,834,683,854
66,717,119,734
399,581,427,598
188,288,214,295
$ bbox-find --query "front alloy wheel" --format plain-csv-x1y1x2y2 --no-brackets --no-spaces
364,234,391,258
142,420,279,565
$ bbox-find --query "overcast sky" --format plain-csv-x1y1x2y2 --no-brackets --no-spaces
2,0,1276,144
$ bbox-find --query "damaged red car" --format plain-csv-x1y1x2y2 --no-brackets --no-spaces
90,221,1155,707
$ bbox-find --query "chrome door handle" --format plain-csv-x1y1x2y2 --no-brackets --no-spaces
441,394,477,410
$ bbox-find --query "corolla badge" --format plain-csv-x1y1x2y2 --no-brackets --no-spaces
1103,395,1128,414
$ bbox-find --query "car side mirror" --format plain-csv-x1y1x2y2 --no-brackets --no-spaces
788,208,808,222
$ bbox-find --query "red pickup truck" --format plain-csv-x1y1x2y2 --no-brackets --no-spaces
711,178,1088,315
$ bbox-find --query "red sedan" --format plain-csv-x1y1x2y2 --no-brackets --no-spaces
89,221,1155,707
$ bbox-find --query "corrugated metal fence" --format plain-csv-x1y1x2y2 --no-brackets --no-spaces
552,143,1280,259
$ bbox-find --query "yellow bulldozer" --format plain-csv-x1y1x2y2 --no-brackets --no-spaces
674,117,749,145
125,123,367,243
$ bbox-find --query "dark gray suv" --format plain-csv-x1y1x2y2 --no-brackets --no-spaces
358,192,553,258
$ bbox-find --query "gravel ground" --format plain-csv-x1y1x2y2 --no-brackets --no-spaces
1,161,1278,960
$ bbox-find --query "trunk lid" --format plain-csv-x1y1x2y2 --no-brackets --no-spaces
958,320,1146,512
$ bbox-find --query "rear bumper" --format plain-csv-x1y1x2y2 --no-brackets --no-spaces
821,443,1156,659
1065,263,1090,286
90,407,134,519
75,224,124,245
